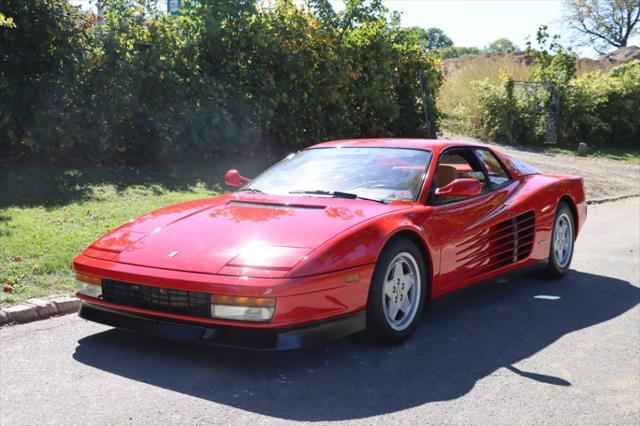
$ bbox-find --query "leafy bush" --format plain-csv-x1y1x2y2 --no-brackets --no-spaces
0,0,442,165
564,60,640,147
438,55,530,137
439,39,639,148
474,59,640,148
0,0,91,161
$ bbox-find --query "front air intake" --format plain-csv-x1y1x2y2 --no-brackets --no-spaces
101,280,211,318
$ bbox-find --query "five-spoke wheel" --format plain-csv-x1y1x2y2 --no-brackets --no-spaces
546,201,575,278
365,238,427,344
382,253,421,331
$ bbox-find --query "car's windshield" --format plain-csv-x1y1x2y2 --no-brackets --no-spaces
244,147,432,202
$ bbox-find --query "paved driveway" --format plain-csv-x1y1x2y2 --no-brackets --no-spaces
1,198,639,425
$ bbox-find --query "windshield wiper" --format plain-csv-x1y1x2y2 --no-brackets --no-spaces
288,189,386,203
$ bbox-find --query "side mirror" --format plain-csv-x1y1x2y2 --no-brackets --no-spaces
435,178,481,199
224,169,251,187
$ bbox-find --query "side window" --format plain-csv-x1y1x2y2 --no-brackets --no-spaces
432,150,488,203
474,149,511,188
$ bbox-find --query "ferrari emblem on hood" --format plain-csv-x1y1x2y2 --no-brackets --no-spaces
168,251,179,258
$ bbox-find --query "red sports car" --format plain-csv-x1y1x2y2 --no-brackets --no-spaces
74,139,586,349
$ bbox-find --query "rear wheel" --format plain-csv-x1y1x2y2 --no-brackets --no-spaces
364,238,427,344
545,201,575,279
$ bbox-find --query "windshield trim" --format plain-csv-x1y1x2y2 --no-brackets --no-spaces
244,146,434,203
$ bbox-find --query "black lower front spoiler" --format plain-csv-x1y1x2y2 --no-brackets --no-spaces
78,303,366,351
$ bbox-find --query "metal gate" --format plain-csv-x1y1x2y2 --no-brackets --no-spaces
512,81,560,145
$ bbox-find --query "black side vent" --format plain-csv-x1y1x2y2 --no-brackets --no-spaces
456,210,536,280
495,210,536,263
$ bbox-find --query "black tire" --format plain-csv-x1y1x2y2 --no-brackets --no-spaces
545,201,575,279
364,238,428,345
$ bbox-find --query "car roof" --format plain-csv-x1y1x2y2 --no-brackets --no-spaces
309,138,486,152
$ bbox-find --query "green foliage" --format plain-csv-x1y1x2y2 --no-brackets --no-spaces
485,38,518,54
563,60,640,147
443,54,640,148
435,46,481,59
442,24,640,148
0,0,91,161
402,26,453,50
0,0,442,165
470,73,545,144
526,26,577,87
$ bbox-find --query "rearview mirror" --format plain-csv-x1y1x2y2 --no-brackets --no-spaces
224,169,251,187
435,178,481,199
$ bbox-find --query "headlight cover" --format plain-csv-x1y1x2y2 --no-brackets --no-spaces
75,272,102,299
210,294,275,322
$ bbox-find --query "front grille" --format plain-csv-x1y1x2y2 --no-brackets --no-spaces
101,280,211,318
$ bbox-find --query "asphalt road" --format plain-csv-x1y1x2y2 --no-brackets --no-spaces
1,198,639,425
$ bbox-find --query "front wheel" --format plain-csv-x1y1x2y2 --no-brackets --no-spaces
545,201,575,279
364,238,428,344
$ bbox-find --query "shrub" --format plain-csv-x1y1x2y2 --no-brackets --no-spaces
438,55,530,137
440,51,640,148
564,60,640,147
0,0,443,165
0,0,91,162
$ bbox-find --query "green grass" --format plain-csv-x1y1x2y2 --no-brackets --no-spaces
0,160,270,307
547,146,640,164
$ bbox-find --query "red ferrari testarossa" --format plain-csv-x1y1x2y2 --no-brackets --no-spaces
74,139,586,349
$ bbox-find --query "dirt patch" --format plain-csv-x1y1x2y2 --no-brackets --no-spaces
442,133,640,201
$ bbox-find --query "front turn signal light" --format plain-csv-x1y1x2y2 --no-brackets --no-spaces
210,294,275,322
75,271,102,299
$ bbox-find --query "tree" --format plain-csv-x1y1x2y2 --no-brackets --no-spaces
402,26,453,50
485,38,519,54
424,27,453,49
563,0,640,53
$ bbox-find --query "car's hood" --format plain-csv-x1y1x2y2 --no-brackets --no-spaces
85,193,412,276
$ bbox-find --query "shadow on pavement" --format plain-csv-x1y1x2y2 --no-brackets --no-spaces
73,270,639,421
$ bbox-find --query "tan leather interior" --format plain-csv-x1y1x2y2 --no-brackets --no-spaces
434,165,458,187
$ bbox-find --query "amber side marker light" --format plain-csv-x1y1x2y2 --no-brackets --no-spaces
210,294,275,322
75,271,102,299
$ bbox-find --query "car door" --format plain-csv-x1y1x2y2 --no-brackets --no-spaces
424,147,521,293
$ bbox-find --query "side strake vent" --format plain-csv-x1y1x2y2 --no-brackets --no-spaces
456,211,535,280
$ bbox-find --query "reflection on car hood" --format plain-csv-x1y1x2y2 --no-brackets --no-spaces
86,193,412,274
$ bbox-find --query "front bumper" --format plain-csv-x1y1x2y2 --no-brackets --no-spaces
79,302,366,350
73,253,374,327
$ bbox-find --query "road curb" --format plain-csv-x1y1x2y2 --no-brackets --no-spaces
0,296,80,327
